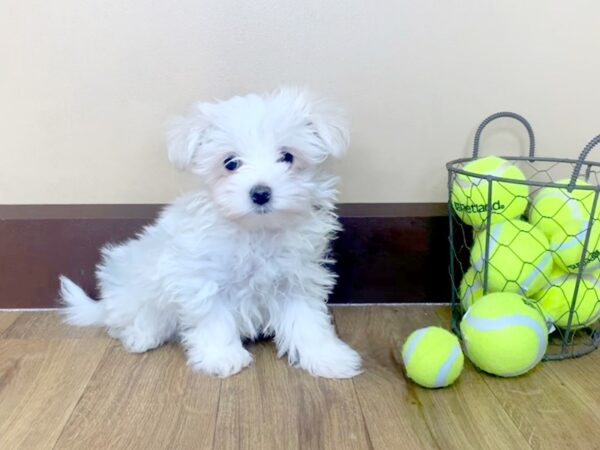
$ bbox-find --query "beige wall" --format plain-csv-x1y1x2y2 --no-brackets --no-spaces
1,0,599,204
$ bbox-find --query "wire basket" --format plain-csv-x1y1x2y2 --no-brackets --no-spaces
447,112,600,360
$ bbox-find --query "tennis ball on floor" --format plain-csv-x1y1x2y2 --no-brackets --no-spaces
471,219,553,296
451,156,528,227
458,267,486,311
533,271,600,329
460,292,548,377
529,178,598,239
401,326,464,388
550,220,600,273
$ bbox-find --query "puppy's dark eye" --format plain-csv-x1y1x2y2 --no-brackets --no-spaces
278,151,294,164
223,157,241,171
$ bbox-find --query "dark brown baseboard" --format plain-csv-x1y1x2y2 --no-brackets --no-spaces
0,203,463,308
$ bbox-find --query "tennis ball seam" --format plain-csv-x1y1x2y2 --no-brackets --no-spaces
550,221,600,272
530,178,596,239
471,220,552,295
402,327,427,365
462,311,547,377
434,343,462,387
402,327,463,388
536,272,600,328
463,280,484,307
534,191,589,220
518,252,553,295
549,225,589,252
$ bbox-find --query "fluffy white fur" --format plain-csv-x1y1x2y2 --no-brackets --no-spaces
60,87,362,378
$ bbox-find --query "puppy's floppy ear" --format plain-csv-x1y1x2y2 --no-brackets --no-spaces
307,97,350,159
166,103,211,171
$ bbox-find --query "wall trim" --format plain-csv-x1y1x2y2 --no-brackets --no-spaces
0,203,457,308
0,203,448,219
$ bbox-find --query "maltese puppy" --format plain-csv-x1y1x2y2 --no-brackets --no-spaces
60,87,362,378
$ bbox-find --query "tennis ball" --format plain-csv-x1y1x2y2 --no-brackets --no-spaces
533,271,600,329
458,267,486,311
529,178,598,239
471,219,553,296
401,326,464,388
460,292,548,377
451,156,528,227
550,220,600,273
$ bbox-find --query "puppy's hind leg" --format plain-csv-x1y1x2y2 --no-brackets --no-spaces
111,304,178,353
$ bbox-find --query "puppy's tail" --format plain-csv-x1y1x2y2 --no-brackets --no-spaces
59,275,106,326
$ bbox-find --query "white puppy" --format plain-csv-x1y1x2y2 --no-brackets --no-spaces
60,87,362,378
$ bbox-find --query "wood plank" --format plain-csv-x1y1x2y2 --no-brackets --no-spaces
213,342,299,450
333,306,531,450
55,342,222,449
542,349,600,420
436,306,600,449
0,312,21,334
214,340,370,450
0,338,108,449
2,311,107,339
481,363,600,448
5,306,600,450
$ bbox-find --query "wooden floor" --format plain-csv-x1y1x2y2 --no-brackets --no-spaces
2,307,600,449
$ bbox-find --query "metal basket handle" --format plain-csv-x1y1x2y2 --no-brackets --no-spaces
472,112,536,159
569,134,600,191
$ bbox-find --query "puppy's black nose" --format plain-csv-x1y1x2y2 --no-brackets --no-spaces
250,185,272,206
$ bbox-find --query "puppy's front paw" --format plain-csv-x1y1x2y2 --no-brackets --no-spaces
187,344,253,377
292,339,362,379
117,327,163,353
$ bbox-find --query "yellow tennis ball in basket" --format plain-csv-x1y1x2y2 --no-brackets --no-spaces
401,326,464,388
529,178,597,239
533,271,600,329
460,292,548,377
471,219,553,296
458,267,486,311
550,220,600,273
451,156,528,227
